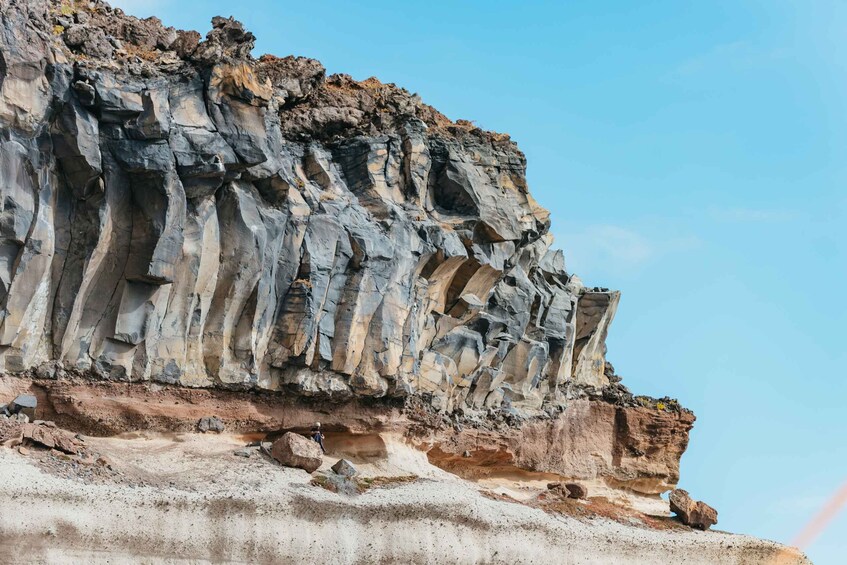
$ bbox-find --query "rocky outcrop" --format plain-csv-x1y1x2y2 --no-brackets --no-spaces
0,0,622,416
424,398,694,494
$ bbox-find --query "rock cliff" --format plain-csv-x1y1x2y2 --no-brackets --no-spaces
0,3,817,563
0,0,693,495
0,0,618,410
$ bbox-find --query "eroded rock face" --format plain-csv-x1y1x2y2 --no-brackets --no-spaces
425,399,695,494
0,0,622,416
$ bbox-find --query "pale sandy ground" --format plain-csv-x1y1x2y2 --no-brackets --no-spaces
0,433,810,565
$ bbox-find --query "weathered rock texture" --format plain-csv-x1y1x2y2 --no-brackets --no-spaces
425,398,694,494
0,0,621,417
669,489,719,530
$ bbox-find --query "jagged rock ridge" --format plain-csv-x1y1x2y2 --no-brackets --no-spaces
0,0,625,416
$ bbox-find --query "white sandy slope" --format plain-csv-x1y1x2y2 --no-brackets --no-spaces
0,433,810,565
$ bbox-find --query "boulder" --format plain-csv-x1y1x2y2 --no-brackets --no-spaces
331,458,358,477
270,432,323,473
669,489,718,530
197,416,225,433
9,395,37,419
545,481,587,500
21,423,82,454
564,482,588,500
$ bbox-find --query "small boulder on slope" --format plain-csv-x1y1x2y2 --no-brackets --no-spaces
9,395,37,420
331,458,357,477
564,482,588,499
669,489,718,530
197,416,225,433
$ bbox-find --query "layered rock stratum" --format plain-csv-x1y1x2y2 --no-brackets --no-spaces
0,2,811,563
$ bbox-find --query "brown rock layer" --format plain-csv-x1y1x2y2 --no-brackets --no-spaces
425,399,694,494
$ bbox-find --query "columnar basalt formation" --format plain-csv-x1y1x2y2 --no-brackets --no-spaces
1,0,692,493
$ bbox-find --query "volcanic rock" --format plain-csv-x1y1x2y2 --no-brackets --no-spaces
0,0,620,415
331,458,358,477
8,395,37,419
564,482,588,499
669,489,718,530
197,416,225,433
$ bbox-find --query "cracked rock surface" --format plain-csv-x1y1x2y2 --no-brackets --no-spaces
0,0,623,417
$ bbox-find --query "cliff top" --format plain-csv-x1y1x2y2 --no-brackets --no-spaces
15,0,517,148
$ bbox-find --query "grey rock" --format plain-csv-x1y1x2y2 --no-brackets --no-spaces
233,448,252,458
9,395,37,420
0,5,623,418
331,458,357,477
63,25,115,59
197,416,225,433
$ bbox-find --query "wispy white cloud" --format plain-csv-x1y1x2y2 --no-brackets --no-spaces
554,224,700,283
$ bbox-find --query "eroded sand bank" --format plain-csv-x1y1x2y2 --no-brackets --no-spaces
0,433,808,565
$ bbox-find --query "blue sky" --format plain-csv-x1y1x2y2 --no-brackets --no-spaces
115,1,847,562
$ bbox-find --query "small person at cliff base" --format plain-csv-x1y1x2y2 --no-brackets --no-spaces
311,422,326,453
